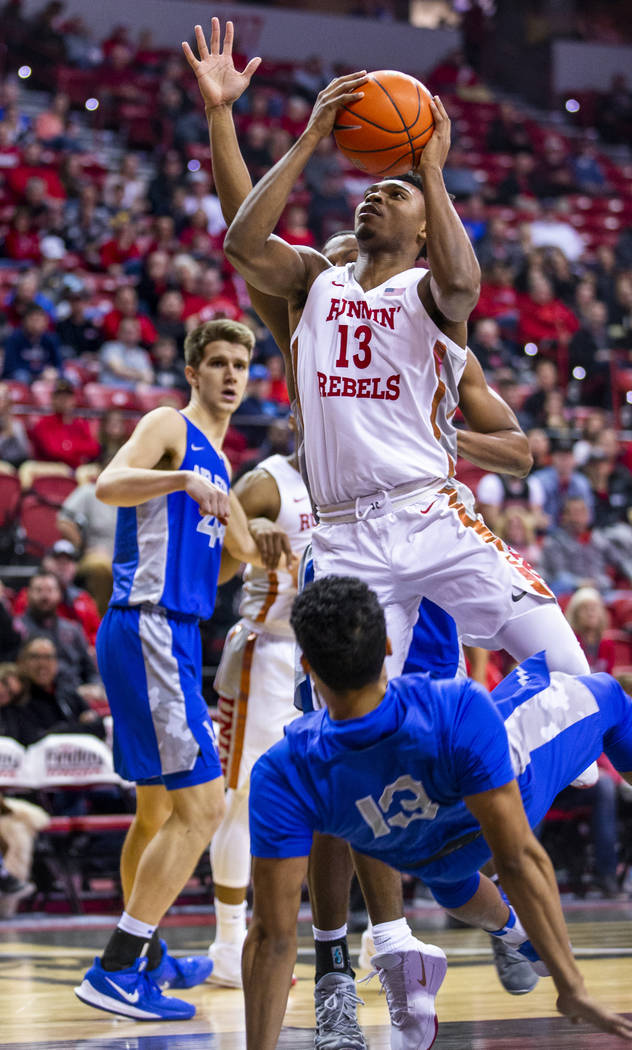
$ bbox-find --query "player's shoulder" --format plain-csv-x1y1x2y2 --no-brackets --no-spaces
134,404,185,436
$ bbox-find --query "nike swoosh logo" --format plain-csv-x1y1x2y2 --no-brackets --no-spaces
420,501,437,516
105,977,140,1003
418,952,427,988
332,281,345,287
511,589,527,602
293,496,308,502
191,444,205,451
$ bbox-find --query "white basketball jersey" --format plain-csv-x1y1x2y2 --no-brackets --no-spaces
293,264,468,507
239,455,315,636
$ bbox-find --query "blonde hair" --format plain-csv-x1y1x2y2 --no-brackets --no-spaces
496,505,537,546
184,319,255,370
565,586,607,633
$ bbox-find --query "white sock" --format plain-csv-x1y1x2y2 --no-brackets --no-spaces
313,923,348,941
372,917,414,954
215,900,247,946
118,911,156,941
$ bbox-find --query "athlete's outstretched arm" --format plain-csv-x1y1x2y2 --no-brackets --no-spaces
457,350,533,476
223,488,292,571
224,73,367,299
467,780,632,1040
183,19,293,373
96,408,230,522
243,855,308,1050
417,97,480,322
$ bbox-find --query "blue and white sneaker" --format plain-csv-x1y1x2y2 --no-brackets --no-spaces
74,956,196,1020
148,939,213,989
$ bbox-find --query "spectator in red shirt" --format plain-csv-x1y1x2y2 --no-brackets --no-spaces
12,541,101,648
4,206,41,263
278,204,317,248
101,285,158,347
471,260,521,331
517,270,580,352
6,140,66,202
99,218,143,274
30,378,100,469
182,266,242,326
565,586,615,674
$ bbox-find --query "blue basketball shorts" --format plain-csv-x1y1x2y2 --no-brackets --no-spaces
97,605,222,788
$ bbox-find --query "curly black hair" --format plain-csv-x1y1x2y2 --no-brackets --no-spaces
290,575,386,692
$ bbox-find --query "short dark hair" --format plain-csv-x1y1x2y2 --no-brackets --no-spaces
321,229,356,252
184,318,255,370
290,575,386,692
397,172,424,193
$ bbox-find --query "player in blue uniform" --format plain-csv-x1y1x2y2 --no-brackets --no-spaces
243,576,632,1050
74,319,291,1022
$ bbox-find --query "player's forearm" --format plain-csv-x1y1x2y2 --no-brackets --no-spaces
207,104,253,224
457,428,532,477
95,467,189,507
225,128,320,263
494,842,585,997
422,165,480,321
242,924,296,1050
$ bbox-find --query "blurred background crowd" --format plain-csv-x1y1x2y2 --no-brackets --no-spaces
0,0,630,911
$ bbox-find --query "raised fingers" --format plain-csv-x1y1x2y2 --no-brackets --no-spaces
195,23,210,61
209,16,220,56
224,19,234,55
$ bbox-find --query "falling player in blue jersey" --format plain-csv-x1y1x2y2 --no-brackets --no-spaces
74,318,292,1022
244,576,632,1050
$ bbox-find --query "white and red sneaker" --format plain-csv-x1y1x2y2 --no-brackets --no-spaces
363,938,447,1050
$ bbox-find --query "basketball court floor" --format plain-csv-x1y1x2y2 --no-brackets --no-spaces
1,899,631,1049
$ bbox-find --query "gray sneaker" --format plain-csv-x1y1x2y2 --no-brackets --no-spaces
314,972,367,1050
490,936,539,995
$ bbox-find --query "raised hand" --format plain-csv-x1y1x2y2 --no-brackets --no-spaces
305,71,368,142
182,17,261,110
417,95,451,172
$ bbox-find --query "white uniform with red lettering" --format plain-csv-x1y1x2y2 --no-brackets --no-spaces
215,454,315,791
209,455,316,979
292,262,587,677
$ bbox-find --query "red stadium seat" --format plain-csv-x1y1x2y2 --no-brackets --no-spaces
607,596,632,632
602,630,632,668
31,380,55,410
18,493,64,557
30,475,77,506
6,381,33,406
83,384,138,412
135,387,187,413
0,473,21,529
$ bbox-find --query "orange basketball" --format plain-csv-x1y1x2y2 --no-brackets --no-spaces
333,70,434,177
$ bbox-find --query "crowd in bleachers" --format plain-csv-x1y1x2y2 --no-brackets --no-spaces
0,3,631,905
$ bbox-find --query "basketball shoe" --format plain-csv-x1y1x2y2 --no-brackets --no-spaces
0,871,34,899
74,956,195,1020
357,928,375,971
314,972,368,1050
490,936,539,995
148,939,213,989
207,939,244,988
362,938,447,1050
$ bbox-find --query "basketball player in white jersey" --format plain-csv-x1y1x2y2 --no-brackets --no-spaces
183,21,588,1047
207,443,314,987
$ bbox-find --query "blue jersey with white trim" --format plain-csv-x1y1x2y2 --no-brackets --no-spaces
110,415,229,620
250,653,631,876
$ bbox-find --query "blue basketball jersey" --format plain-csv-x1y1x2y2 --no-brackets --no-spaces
250,653,632,885
110,415,229,620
